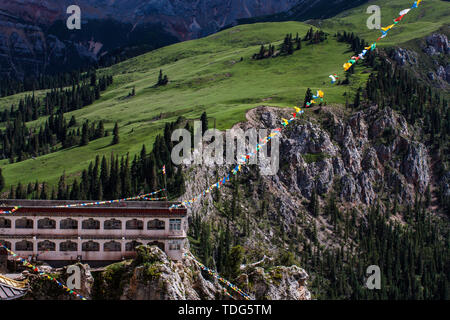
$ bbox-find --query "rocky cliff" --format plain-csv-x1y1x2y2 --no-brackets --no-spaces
389,27,449,89
180,103,441,256
22,245,311,300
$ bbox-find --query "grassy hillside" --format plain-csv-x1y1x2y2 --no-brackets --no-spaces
0,0,448,191
0,21,365,189
319,0,450,46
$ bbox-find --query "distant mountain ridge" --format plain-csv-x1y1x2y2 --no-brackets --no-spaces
0,0,300,79
238,0,370,24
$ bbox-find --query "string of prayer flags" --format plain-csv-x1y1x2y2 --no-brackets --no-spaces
399,8,411,16
1,189,166,215
329,74,339,84
0,206,20,214
0,242,88,300
312,90,324,101
343,0,422,72
412,0,422,8
170,106,305,209
186,252,252,300
141,196,168,201
55,189,165,208
171,2,425,210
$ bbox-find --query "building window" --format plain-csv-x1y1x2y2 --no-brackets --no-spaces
60,241,77,252
38,218,56,229
38,240,56,251
82,218,100,230
125,241,142,251
148,241,165,251
0,240,11,250
60,218,78,229
104,241,121,252
168,240,181,251
15,240,33,251
104,219,122,230
147,219,165,230
15,218,33,229
169,219,181,231
82,241,100,252
126,219,143,230
0,218,11,228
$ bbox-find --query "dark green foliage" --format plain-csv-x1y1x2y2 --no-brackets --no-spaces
225,245,244,280
200,112,208,135
252,29,323,60
156,69,169,86
0,168,4,192
0,71,113,162
305,200,449,300
8,117,187,201
303,88,313,107
112,122,120,145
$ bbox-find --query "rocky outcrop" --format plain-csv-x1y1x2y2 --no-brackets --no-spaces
238,265,310,300
422,33,450,85
94,246,310,300
424,33,449,56
180,105,433,254
391,47,418,66
23,262,94,300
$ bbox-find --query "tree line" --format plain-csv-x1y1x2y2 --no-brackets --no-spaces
0,110,116,163
5,116,187,201
1,70,113,125
0,70,87,98
253,28,327,60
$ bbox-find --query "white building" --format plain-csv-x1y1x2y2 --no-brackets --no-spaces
0,200,188,264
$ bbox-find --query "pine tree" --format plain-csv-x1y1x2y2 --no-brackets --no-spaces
200,112,208,135
226,245,244,280
112,122,119,145
353,87,362,109
303,88,313,107
80,121,89,146
40,182,48,200
57,172,67,200
0,168,4,192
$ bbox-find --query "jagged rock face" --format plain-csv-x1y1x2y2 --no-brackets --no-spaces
97,246,310,300
391,47,418,66
421,33,450,85
274,106,430,206
180,105,433,253
238,265,310,300
425,33,449,55
24,262,94,300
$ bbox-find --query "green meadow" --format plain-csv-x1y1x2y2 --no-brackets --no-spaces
321,0,450,46
0,0,448,190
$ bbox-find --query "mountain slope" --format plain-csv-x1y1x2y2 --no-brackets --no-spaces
0,21,367,188
0,1,448,189
319,0,450,47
